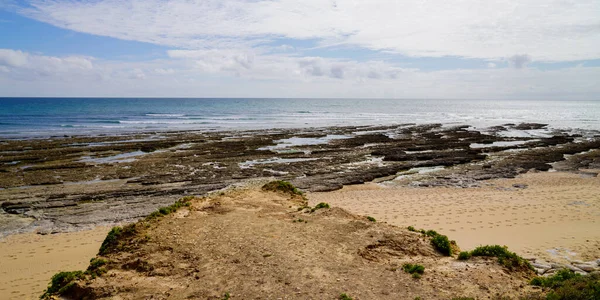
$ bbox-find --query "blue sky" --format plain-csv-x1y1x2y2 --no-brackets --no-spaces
0,0,599,98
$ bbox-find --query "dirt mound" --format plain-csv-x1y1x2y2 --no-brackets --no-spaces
43,182,538,299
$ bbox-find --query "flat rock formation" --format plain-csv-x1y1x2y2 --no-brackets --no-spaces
47,183,539,299
1,123,599,235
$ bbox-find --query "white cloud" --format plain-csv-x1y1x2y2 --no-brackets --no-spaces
0,49,28,67
487,63,497,68
17,0,600,62
2,49,600,99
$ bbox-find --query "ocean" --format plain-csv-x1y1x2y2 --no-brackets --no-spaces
1,98,599,138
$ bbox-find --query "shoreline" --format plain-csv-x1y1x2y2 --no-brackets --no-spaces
0,122,599,297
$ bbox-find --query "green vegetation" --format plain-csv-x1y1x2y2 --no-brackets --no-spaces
309,202,331,212
41,271,85,298
530,269,600,300
366,216,376,222
145,196,194,221
469,245,533,272
222,292,231,300
262,180,303,196
407,226,454,256
402,263,425,278
98,224,138,255
292,218,307,223
458,251,472,260
85,257,108,278
431,233,452,256
339,293,353,300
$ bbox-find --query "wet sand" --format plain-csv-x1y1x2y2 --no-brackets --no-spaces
310,171,600,263
0,227,109,300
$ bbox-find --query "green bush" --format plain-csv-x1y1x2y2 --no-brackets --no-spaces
98,224,138,255
425,230,439,237
458,251,471,260
339,293,353,300
407,226,417,232
262,180,303,196
87,257,107,270
471,245,533,272
431,234,452,256
41,271,84,297
402,263,425,275
530,270,600,300
366,216,376,222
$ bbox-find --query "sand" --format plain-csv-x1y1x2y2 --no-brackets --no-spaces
310,171,600,264
0,227,109,300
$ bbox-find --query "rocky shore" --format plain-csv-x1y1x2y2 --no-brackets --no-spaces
1,122,599,236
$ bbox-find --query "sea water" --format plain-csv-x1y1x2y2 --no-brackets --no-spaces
1,98,599,138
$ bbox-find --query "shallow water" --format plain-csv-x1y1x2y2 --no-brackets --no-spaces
2,98,600,138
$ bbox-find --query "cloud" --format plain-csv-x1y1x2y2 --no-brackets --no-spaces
15,0,600,62
507,54,532,69
487,63,497,68
0,49,28,67
2,49,600,99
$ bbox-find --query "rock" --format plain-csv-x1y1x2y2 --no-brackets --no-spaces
512,183,528,189
534,268,546,275
532,262,551,270
551,263,586,273
573,263,598,272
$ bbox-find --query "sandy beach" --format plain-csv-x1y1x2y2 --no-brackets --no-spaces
0,227,109,300
310,171,600,263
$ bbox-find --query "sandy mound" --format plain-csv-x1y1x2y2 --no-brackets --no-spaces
43,182,538,299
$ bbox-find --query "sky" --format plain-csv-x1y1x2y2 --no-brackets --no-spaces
0,0,599,99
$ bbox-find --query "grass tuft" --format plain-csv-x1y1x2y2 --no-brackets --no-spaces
145,196,194,221
339,293,353,300
470,245,533,272
458,251,472,260
402,263,425,277
262,180,303,196
366,216,376,222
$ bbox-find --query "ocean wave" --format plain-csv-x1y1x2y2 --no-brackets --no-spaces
119,120,211,124
60,124,87,128
145,113,186,117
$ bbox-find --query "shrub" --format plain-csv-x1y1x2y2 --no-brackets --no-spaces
262,180,303,196
458,251,471,260
41,271,84,297
471,245,533,272
314,202,330,209
425,230,438,237
87,257,107,270
530,270,600,300
402,263,425,275
407,226,417,232
431,234,452,256
366,216,376,222
339,293,353,300
98,224,138,255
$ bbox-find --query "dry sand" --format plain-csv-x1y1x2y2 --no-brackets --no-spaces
310,171,600,263
0,227,109,300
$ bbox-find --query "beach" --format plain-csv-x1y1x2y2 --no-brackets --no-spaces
0,227,109,299
0,121,599,298
310,171,600,263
